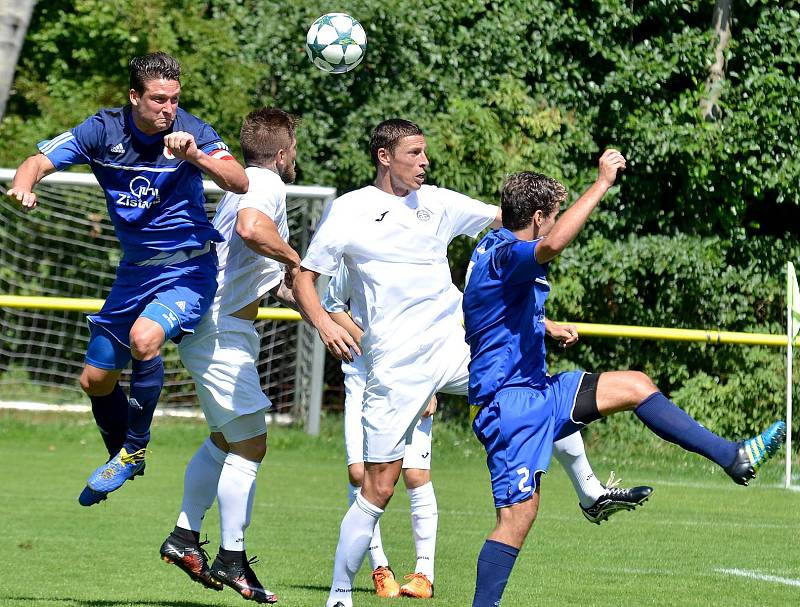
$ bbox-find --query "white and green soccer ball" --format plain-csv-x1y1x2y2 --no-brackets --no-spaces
305,13,367,74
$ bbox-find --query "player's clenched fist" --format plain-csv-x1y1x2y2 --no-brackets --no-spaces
597,148,626,188
164,131,200,162
6,188,38,211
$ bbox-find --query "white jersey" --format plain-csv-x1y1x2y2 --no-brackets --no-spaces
303,184,495,367
210,166,288,317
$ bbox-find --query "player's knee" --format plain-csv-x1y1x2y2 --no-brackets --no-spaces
348,464,365,486
630,371,658,401
402,467,430,489
129,332,160,361
80,368,115,396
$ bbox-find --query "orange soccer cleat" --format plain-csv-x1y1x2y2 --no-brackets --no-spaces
399,573,433,599
372,565,401,598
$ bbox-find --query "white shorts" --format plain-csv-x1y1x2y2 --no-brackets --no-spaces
178,313,271,431
344,372,433,469
362,329,470,463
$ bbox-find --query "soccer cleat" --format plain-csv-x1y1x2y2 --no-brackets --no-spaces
160,533,223,591
78,459,146,506
210,553,277,603
580,472,653,525
372,565,400,598
399,573,434,599
724,420,786,486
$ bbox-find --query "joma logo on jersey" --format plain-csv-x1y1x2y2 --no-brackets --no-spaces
116,176,160,209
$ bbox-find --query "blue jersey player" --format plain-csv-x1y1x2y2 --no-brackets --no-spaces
463,151,786,607
7,52,248,507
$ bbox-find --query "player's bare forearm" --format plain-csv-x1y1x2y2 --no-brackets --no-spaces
7,154,57,210
194,154,248,193
535,149,625,263
236,209,301,271
329,311,364,346
294,268,360,360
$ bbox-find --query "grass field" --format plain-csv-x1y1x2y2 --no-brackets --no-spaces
0,410,798,607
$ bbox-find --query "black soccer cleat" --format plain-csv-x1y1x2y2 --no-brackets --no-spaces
210,553,278,603
160,533,223,591
581,474,653,525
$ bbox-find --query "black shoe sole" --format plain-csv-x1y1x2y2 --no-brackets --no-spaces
584,491,653,525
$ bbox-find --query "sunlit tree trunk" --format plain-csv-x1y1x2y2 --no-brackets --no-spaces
700,0,732,121
0,0,35,122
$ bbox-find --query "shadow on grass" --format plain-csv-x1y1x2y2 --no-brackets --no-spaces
1,597,219,607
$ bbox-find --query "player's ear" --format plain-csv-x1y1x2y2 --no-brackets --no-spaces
533,210,544,228
376,147,391,168
129,89,139,106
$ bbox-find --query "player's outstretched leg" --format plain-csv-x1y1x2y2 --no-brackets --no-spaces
81,446,147,503
723,421,786,486
160,528,223,591
552,432,653,524
580,472,653,524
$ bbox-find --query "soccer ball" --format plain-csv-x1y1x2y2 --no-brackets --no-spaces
305,13,367,74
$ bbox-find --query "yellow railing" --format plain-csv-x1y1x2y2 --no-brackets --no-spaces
2,295,798,346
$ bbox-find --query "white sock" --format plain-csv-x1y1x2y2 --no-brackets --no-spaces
553,431,605,507
176,437,227,531
218,452,260,551
348,483,389,570
327,493,383,607
407,482,437,582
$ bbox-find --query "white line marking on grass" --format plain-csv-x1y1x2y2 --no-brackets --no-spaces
716,568,800,587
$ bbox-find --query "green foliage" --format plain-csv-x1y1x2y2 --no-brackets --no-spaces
1,1,798,442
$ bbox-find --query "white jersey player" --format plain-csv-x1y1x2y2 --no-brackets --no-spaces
159,108,300,604
294,119,654,607
322,263,438,598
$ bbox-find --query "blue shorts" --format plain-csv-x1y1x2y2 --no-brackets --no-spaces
472,371,587,508
85,249,218,370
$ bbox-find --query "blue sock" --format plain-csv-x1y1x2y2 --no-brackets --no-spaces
472,539,519,607
124,356,164,452
635,392,738,468
89,383,128,457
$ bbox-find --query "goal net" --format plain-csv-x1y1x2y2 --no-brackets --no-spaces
0,168,333,428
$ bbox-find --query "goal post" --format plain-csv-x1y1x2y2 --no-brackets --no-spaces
0,168,333,434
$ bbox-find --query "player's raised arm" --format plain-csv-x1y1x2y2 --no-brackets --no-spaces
7,153,57,211
535,149,626,264
164,130,248,194
293,267,360,361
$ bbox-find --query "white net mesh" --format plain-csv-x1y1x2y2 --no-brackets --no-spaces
0,169,333,422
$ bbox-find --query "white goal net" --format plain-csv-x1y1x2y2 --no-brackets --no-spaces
0,168,333,430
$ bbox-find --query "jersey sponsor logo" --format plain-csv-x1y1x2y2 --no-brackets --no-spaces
375,211,389,222
175,300,187,312
116,176,160,209
416,209,431,221
110,143,125,154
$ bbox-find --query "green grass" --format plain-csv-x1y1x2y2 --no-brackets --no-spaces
0,410,798,606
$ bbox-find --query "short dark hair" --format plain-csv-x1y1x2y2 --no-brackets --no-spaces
501,172,567,231
369,119,424,167
240,107,298,167
129,52,181,94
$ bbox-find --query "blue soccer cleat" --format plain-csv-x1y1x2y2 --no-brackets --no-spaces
78,447,147,506
724,420,786,486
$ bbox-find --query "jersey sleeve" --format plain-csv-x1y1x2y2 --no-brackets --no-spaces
38,113,102,169
321,263,351,313
441,189,498,239
236,171,282,220
301,201,348,276
496,239,547,285
195,122,234,160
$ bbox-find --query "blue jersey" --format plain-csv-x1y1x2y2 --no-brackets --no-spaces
463,228,550,405
38,106,229,263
